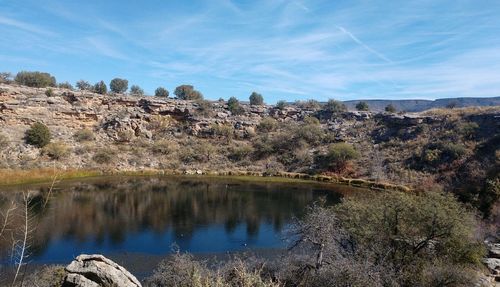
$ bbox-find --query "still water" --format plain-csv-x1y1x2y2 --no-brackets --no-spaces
0,176,361,265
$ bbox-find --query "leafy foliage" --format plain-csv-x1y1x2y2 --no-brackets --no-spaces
174,85,203,100
385,104,396,113
316,142,359,172
25,122,51,148
76,80,92,91
227,97,244,115
355,101,369,111
109,78,128,93
58,82,73,90
324,99,346,113
154,87,169,98
15,71,56,88
93,81,107,95
130,85,144,96
276,100,286,110
249,92,264,105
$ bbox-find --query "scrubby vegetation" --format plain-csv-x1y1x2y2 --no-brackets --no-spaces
155,87,169,98
174,84,203,100
14,71,56,88
140,191,483,287
110,78,128,93
249,92,264,105
25,122,51,148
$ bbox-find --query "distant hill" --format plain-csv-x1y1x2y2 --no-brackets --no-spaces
343,97,500,112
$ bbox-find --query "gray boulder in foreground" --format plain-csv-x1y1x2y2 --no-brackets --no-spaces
64,254,141,287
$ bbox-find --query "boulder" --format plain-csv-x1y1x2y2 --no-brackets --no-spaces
64,254,141,287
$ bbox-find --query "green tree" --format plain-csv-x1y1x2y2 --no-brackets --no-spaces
76,80,92,91
93,81,107,95
316,142,359,172
291,191,483,286
25,122,51,148
130,85,144,96
15,71,56,88
154,87,169,98
355,101,369,111
249,92,264,105
324,99,346,112
174,85,203,100
109,78,128,94
385,104,396,113
227,97,244,115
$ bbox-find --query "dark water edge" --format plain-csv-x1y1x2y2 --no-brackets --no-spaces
0,175,369,279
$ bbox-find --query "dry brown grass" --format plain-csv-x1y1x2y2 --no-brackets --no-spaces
422,106,500,117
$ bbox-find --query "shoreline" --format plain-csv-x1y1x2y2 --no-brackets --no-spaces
0,168,412,192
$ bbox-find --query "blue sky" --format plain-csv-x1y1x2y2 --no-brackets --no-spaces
1,0,499,102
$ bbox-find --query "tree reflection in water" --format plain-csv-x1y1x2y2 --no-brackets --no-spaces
0,176,353,264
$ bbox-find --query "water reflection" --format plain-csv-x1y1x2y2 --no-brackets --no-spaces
0,176,350,264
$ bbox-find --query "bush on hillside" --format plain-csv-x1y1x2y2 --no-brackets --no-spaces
76,80,92,91
45,88,54,97
92,148,115,164
174,85,203,100
15,71,56,88
324,99,346,113
257,117,277,133
73,129,94,142
385,104,396,113
42,142,70,160
315,142,359,172
130,85,144,96
25,122,51,148
195,99,214,117
355,101,369,111
93,81,107,94
0,133,9,148
109,78,128,94
154,87,169,98
227,97,244,115
249,92,264,105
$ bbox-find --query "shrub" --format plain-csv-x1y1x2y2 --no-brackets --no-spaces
58,82,73,90
93,81,107,94
195,99,214,117
257,117,278,133
228,144,253,161
174,85,203,100
45,88,54,97
227,97,244,115
42,142,70,160
73,129,94,142
324,99,346,112
290,191,483,286
151,140,172,155
441,143,467,161
211,123,234,140
457,121,479,139
316,142,359,172
25,122,51,148
355,101,369,111
276,100,286,110
15,71,56,87
92,148,115,164
109,78,128,93
385,104,396,113
155,87,169,98
249,92,264,105
130,85,144,96
76,80,92,91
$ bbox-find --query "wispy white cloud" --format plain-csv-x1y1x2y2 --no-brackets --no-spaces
0,15,56,37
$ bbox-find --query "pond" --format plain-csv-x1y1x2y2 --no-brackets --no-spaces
0,176,365,267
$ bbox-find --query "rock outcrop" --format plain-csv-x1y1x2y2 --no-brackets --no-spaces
64,254,141,287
